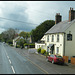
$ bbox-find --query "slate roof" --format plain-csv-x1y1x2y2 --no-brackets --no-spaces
45,19,75,34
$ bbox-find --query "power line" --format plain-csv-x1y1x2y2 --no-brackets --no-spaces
0,17,38,26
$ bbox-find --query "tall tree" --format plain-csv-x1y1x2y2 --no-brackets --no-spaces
31,20,55,42
1,28,18,42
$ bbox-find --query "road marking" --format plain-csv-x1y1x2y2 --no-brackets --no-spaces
11,66,15,74
26,58,49,74
9,59,11,64
7,56,9,59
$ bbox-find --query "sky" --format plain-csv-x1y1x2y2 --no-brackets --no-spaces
0,1,75,33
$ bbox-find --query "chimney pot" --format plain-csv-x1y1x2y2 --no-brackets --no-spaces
70,7,71,10
72,8,73,10
55,13,62,24
69,7,75,22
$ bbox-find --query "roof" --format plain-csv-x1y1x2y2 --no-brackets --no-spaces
45,19,75,34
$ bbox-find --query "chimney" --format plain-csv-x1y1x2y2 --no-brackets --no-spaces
69,7,75,22
55,13,62,24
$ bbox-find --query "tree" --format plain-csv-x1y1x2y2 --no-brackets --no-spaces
31,20,55,42
19,31,30,43
1,28,18,42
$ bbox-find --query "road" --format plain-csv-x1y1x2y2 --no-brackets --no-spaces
0,42,46,74
0,42,75,74
13,46,75,74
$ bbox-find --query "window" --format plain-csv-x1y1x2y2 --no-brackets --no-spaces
56,47,59,54
52,35,54,42
47,35,49,42
67,34,72,41
57,34,59,42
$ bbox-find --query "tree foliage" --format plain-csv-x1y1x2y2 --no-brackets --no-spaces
19,31,30,43
1,28,18,42
31,20,55,42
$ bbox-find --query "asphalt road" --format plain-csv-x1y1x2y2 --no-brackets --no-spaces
0,42,46,74
1,42,75,74
13,46,75,74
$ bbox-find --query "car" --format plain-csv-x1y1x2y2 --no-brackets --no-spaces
46,54,65,65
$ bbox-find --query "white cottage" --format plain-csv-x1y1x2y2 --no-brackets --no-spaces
44,7,75,60
13,36,20,47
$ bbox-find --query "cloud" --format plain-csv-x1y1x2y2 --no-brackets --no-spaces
0,1,75,33
0,1,35,33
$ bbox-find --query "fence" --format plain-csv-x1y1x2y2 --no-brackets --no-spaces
63,56,69,63
71,57,75,64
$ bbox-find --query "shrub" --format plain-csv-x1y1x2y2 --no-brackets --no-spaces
45,52,49,56
37,47,41,53
24,43,29,46
41,49,46,54
24,43,35,48
7,40,13,45
17,39,26,48
10,44,13,47
16,45,20,48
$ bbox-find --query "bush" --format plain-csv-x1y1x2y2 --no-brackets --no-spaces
24,43,29,46
24,43,35,48
10,44,13,47
37,47,41,53
45,52,49,56
17,39,26,48
7,40,13,45
16,45,20,48
41,49,46,54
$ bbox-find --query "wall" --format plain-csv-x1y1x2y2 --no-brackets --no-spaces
45,33,64,56
35,42,45,49
65,22,75,60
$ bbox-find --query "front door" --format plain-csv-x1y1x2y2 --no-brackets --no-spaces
50,45,54,54
47,46,50,53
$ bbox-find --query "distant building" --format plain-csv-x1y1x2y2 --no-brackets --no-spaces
13,36,20,47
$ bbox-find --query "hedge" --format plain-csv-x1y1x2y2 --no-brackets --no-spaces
24,43,35,48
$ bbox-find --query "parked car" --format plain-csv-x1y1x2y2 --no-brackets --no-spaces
46,54,65,65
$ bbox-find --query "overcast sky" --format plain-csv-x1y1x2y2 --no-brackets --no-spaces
0,1,75,33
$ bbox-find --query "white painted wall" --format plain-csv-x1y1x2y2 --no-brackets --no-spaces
45,33,64,56
35,42,45,49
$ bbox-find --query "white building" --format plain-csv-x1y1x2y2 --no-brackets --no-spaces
35,7,75,60
13,36,20,47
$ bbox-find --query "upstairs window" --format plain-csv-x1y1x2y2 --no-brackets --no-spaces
47,35,49,42
67,34,72,41
52,35,54,42
57,34,59,42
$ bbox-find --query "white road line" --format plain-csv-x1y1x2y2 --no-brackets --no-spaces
9,59,11,64
7,56,9,59
11,66,16,74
